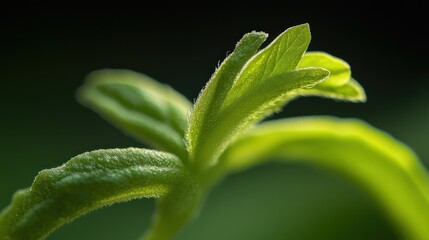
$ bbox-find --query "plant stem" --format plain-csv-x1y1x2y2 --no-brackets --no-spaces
139,178,204,240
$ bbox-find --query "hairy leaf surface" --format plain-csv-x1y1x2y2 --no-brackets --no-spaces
0,148,186,240
190,24,329,168
187,31,267,163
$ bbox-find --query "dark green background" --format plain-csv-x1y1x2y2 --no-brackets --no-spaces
1,5,428,239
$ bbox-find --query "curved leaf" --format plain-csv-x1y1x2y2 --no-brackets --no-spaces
187,31,267,164
215,117,429,240
77,69,191,159
297,77,366,102
0,148,187,240
299,51,351,87
297,52,366,102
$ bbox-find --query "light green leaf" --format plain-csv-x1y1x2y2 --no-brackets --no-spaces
299,51,351,87
187,31,267,164
215,117,429,240
297,52,366,102
195,67,329,169
0,148,187,240
297,77,366,102
191,24,325,169
77,69,191,159
223,24,311,107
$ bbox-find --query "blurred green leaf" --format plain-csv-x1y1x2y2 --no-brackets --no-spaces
0,148,186,240
77,69,191,159
216,117,429,240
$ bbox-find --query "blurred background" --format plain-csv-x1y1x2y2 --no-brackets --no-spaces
1,3,428,240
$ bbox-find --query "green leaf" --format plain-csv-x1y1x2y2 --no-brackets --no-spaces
297,52,366,102
187,31,267,165
215,117,429,240
223,24,311,106
299,51,351,87
0,148,187,240
197,67,329,169
298,77,366,102
77,69,191,159
191,24,327,169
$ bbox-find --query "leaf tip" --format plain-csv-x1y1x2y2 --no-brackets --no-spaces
248,31,269,41
315,67,331,82
356,89,367,102
350,78,367,103
293,23,310,31
237,31,268,51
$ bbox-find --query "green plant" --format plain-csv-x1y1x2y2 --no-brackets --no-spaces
1,23,428,240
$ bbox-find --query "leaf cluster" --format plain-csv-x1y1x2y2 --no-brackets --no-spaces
1,24,428,240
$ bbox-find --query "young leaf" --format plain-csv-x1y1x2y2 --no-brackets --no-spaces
77,69,191,159
215,117,429,240
296,52,366,102
223,24,311,106
298,77,366,102
191,24,326,169
187,31,267,164
299,52,351,87
0,148,187,240
196,67,329,169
